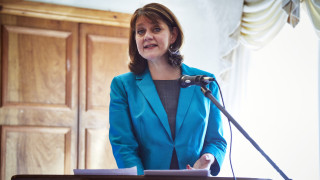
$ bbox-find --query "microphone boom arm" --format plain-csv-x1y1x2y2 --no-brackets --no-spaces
200,85,292,180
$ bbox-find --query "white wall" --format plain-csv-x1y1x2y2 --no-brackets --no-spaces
27,0,320,179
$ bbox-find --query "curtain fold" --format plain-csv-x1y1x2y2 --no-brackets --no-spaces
215,0,320,97
238,0,320,51
303,0,320,38
217,1,244,63
239,0,288,50
220,0,319,114
214,0,244,81
282,0,300,27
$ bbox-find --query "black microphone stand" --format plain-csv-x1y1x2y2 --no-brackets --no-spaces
200,84,292,180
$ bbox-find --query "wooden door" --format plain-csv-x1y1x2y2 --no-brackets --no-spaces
78,23,129,169
0,15,79,180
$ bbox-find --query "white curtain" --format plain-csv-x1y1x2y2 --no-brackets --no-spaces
282,0,300,27
219,1,319,179
303,0,320,37
221,0,287,105
237,0,319,51
222,0,320,111
239,0,288,50
221,0,288,112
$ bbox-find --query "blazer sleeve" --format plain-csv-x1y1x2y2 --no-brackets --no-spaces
201,79,227,176
108,76,144,175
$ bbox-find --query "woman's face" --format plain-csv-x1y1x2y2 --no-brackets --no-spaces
135,16,177,63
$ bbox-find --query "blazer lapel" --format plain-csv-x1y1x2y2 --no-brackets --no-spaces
136,69,173,141
175,64,196,135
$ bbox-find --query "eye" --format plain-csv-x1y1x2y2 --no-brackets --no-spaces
136,29,145,35
154,27,161,32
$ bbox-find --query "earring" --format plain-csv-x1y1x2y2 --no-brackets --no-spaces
168,45,179,55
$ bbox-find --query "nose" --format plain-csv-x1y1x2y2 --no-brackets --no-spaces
144,31,153,41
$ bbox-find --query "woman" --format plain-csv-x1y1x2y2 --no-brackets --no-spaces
109,3,226,176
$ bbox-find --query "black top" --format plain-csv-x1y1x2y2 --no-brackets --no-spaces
153,79,180,169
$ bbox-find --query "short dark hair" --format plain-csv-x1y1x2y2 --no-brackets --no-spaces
128,3,184,74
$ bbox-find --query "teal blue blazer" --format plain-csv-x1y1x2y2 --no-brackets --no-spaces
109,64,226,175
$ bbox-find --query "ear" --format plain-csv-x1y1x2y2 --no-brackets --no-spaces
170,27,178,44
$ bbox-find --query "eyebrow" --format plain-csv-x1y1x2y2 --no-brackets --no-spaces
136,23,162,29
136,20,161,27
135,23,145,28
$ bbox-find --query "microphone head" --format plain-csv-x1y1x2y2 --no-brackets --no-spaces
179,75,215,88
179,75,192,88
179,75,203,88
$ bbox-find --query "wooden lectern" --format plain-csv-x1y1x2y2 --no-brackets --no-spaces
12,175,271,180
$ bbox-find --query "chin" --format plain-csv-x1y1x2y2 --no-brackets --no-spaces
143,54,167,62
142,55,158,61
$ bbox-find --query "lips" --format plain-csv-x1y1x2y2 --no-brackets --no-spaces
144,44,157,48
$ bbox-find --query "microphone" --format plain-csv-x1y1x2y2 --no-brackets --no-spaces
179,75,215,88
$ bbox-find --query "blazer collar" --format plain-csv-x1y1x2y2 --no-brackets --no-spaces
136,64,196,140
136,68,172,140
175,64,196,136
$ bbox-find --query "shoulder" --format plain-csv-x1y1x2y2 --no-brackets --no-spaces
182,64,219,93
110,72,137,91
181,64,215,78
114,72,136,80
112,72,136,84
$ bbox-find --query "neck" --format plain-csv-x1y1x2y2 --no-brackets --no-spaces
148,60,181,80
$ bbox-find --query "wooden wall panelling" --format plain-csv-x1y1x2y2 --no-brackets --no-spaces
0,1,131,28
79,23,129,169
0,125,71,180
0,1,132,177
0,0,23,3
2,24,73,108
0,15,79,180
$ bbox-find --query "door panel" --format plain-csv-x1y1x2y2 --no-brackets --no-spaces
2,25,72,108
1,126,71,180
79,23,129,169
0,15,78,180
85,128,113,169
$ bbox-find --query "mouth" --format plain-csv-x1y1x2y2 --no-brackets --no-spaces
144,44,157,48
